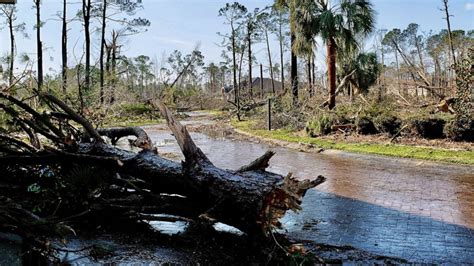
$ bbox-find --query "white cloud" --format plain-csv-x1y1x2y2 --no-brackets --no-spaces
465,3,474,11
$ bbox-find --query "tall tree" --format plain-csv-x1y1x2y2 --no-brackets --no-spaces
403,23,427,79
309,0,375,109
441,0,456,65
292,0,317,97
0,5,25,87
275,0,300,107
219,2,247,120
271,5,288,92
382,29,404,93
82,0,92,97
258,11,277,93
98,0,149,105
244,7,266,96
61,0,68,95
134,55,153,93
34,0,43,91
99,0,107,104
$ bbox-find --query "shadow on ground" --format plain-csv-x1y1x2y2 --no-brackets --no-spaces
283,190,474,264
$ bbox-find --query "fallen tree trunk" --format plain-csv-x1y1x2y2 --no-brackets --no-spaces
0,92,326,236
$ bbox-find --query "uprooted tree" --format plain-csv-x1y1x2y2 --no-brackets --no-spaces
0,89,325,258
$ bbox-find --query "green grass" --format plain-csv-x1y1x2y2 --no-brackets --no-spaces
232,120,474,165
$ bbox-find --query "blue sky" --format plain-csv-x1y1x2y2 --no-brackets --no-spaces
0,0,473,75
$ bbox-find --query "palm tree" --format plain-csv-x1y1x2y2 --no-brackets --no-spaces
310,0,375,109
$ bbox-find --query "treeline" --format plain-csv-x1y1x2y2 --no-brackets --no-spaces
0,0,472,115
0,0,150,111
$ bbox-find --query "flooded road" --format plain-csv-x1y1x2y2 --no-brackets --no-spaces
142,122,474,264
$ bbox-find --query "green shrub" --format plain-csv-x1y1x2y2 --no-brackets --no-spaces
333,104,358,124
305,113,334,137
120,103,153,116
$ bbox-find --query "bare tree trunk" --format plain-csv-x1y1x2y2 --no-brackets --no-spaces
35,0,43,91
264,29,275,94
99,0,107,105
381,46,385,89
327,37,336,110
394,49,401,94
61,0,68,96
279,11,285,92
290,33,298,107
110,34,117,104
311,52,316,92
442,0,456,66
238,49,245,98
7,14,14,87
260,64,264,97
307,56,313,97
415,39,427,80
231,22,240,120
247,24,253,97
83,0,91,99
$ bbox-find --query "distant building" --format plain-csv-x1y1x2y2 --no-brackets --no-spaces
249,77,283,93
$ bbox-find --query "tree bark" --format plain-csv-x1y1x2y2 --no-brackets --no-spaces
7,13,14,87
61,0,68,96
327,37,336,109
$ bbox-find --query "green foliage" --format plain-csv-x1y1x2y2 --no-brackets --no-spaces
305,113,334,137
443,50,474,142
353,52,379,93
120,103,153,116
333,104,358,124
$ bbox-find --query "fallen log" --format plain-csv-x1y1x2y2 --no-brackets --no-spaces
0,92,326,236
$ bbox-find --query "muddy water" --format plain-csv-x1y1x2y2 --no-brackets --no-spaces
142,123,474,264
